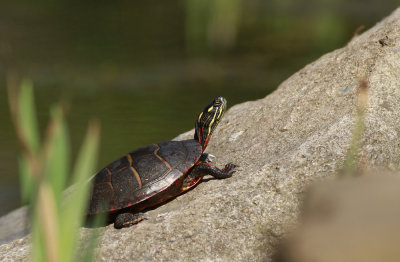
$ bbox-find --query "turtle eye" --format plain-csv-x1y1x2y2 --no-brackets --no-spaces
213,96,225,107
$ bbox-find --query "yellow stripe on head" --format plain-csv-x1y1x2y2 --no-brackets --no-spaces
198,112,203,122
207,109,218,136
217,107,223,119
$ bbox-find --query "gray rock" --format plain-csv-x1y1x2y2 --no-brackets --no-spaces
0,207,29,246
278,173,400,262
1,8,400,261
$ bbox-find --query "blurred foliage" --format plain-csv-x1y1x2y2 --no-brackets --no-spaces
7,78,102,261
185,0,242,54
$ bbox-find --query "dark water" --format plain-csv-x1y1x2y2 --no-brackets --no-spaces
0,1,398,216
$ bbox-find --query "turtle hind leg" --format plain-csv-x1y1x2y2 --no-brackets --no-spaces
114,212,148,229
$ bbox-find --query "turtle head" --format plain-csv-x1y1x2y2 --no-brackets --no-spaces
194,96,227,151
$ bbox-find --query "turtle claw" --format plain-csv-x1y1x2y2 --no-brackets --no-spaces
223,163,239,176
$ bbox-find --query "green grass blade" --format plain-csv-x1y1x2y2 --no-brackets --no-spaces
31,213,46,262
60,121,100,262
18,156,35,204
42,106,70,208
80,214,106,262
18,79,40,153
33,183,60,262
11,79,42,203
9,79,102,262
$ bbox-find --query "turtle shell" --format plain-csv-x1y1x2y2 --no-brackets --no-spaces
87,139,202,215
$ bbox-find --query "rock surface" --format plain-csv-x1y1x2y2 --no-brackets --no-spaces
1,8,400,262
0,207,28,246
278,173,400,262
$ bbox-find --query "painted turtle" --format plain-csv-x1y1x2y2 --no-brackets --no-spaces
87,96,237,228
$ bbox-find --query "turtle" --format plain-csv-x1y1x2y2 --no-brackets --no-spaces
87,96,238,228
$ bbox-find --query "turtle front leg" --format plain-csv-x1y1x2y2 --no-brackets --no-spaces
114,212,148,229
190,162,238,179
